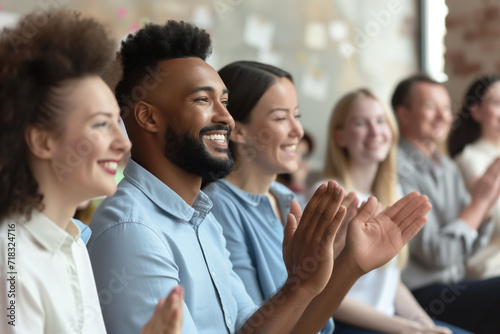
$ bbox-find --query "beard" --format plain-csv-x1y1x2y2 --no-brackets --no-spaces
163,125,234,182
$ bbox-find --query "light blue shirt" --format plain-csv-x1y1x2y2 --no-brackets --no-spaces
87,159,256,334
74,219,91,244
204,179,335,334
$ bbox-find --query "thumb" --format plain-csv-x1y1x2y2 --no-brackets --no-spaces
283,212,298,249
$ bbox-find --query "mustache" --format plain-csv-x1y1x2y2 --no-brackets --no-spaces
199,125,232,139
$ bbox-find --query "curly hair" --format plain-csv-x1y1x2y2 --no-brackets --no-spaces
0,9,117,222
115,20,212,118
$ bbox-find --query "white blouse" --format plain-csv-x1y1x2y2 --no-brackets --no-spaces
0,210,106,333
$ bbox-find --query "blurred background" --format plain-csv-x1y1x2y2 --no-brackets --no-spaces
1,0,498,170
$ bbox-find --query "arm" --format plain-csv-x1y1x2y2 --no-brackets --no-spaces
237,181,346,334
398,168,493,269
334,295,427,334
88,223,199,334
292,191,431,333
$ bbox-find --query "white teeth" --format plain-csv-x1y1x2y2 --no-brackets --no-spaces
203,134,226,143
283,145,297,152
101,161,118,170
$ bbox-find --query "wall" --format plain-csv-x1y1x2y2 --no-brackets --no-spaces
445,0,500,111
1,0,419,168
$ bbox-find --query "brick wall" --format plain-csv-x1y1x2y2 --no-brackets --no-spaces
444,0,500,109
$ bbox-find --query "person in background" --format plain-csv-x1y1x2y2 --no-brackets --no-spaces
322,88,468,334
449,74,500,279
393,74,500,333
0,10,183,334
276,131,314,207
203,60,432,333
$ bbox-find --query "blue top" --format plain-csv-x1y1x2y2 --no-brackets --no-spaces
204,179,334,334
87,159,256,334
74,219,91,244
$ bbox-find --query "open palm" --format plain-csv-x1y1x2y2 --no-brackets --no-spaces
344,192,431,276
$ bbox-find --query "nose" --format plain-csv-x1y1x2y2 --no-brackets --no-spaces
290,116,304,139
111,120,132,154
212,100,235,130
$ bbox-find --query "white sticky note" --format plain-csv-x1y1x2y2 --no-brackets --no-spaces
0,11,20,30
328,20,349,42
304,22,327,50
301,69,330,101
243,15,275,50
256,49,283,67
191,5,214,29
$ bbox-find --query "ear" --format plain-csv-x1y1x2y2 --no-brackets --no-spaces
134,101,159,133
469,103,482,123
229,121,248,145
395,105,410,127
334,128,346,148
25,124,53,160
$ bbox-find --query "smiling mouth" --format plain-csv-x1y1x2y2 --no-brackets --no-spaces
98,161,118,175
202,133,226,143
282,144,297,152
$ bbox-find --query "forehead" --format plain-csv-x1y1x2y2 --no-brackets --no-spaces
348,96,383,117
156,57,226,95
410,82,449,104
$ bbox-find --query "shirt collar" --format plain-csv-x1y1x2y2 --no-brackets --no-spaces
123,158,213,221
22,210,80,254
216,179,294,212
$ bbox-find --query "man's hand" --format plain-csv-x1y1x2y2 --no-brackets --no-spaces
342,192,431,276
333,192,359,257
282,181,346,295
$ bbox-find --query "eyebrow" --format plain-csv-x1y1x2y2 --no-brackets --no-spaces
87,111,114,120
268,105,300,114
188,86,229,95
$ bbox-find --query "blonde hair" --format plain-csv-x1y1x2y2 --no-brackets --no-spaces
322,88,407,267
323,88,399,206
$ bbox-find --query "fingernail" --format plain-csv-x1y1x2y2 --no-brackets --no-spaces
335,186,341,194
319,183,326,190
328,181,335,188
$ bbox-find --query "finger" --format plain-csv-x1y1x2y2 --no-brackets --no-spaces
383,192,420,218
351,196,378,223
283,212,298,251
400,202,431,243
321,205,346,242
298,183,327,233
391,194,428,224
344,195,359,224
289,200,303,224
308,181,343,237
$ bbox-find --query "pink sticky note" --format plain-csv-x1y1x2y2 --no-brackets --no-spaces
117,7,127,18
129,23,140,33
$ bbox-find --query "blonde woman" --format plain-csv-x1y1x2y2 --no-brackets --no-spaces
320,89,468,334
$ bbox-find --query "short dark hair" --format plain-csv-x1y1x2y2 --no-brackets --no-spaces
0,10,117,221
448,74,500,157
115,20,212,118
218,61,293,124
391,74,441,113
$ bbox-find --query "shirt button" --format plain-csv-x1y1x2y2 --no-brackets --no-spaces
211,271,216,277
227,318,232,325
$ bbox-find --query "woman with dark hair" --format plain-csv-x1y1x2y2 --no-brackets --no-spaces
203,60,432,334
0,10,182,333
449,74,500,279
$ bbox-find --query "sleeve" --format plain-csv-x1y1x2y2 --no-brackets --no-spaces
210,194,265,305
87,222,199,334
398,165,491,269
